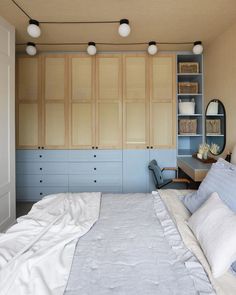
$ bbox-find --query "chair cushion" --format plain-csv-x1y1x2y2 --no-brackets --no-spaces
183,158,236,214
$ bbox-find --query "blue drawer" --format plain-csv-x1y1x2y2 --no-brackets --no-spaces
69,175,122,186
16,162,68,175
69,150,122,162
68,162,122,175
16,174,68,187
16,150,68,162
69,186,122,193
16,187,68,201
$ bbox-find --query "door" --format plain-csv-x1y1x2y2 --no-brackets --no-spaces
0,16,15,231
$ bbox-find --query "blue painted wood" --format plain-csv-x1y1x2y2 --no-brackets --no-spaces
69,175,122,186
69,150,122,162
16,150,68,162
16,174,68,187
122,150,150,193
16,187,68,201
16,162,68,175
68,162,122,175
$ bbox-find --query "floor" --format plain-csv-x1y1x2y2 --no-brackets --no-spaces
16,202,35,218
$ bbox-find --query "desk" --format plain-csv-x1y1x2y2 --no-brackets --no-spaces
177,157,212,182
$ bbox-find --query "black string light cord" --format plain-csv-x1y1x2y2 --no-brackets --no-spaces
10,0,120,24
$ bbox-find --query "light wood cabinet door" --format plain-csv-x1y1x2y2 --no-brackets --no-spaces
43,55,68,148
71,56,93,101
69,55,95,148
150,102,175,148
96,102,122,149
123,101,149,148
71,102,94,148
97,55,121,100
123,55,146,100
150,56,174,101
16,56,41,149
96,55,122,148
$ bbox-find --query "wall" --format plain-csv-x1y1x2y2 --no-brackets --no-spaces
205,22,236,154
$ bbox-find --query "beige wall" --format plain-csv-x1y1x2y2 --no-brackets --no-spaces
205,22,236,155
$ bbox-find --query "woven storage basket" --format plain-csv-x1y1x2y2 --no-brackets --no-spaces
179,119,197,134
206,119,221,135
179,62,199,73
178,82,198,94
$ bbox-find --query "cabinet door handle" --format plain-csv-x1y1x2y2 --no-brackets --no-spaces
95,147,98,149
39,155,42,158
40,168,43,171
40,180,42,183
147,146,149,149
94,167,97,170
38,146,40,149
94,180,97,183
92,146,94,149
150,146,153,149
94,155,96,158
40,192,43,196
42,147,44,150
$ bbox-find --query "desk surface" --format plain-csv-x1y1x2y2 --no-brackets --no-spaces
177,157,212,182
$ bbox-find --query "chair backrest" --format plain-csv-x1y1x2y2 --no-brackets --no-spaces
148,159,164,188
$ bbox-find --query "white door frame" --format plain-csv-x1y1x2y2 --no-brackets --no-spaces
0,16,15,232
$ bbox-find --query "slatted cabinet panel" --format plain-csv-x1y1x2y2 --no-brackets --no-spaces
96,55,122,149
42,55,68,149
16,56,41,148
69,55,95,148
123,55,149,148
150,55,176,148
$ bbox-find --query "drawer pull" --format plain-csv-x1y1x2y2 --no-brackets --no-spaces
40,168,43,171
94,155,96,158
40,180,42,183
40,192,43,196
39,155,42,158
94,167,97,170
94,180,97,183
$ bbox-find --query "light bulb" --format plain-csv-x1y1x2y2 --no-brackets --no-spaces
148,41,158,55
118,19,131,37
193,41,203,55
87,42,97,55
27,19,41,38
26,42,37,56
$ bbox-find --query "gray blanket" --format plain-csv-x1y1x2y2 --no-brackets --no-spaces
65,193,215,295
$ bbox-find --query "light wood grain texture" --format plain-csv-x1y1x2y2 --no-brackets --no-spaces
151,102,174,147
97,55,121,100
150,55,173,101
96,101,122,148
18,104,38,146
17,57,38,101
71,103,93,147
44,56,65,100
45,103,66,147
71,56,92,100
123,55,146,100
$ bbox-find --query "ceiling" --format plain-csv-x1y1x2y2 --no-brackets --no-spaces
0,0,236,53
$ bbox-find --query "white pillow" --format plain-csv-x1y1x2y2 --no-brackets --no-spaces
188,192,236,278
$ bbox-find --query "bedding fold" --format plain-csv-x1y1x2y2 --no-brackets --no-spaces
0,192,101,295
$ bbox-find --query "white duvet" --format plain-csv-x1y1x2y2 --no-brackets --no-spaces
0,192,101,295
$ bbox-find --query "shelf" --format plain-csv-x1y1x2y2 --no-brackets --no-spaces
178,93,202,96
178,114,202,117
206,134,224,137
178,134,202,137
177,73,202,76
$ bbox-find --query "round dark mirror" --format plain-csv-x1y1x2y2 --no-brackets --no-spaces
205,99,226,155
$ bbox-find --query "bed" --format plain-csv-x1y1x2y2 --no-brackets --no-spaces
64,191,236,295
1,190,235,295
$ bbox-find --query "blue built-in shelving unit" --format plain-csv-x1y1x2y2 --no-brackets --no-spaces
176,54,204,156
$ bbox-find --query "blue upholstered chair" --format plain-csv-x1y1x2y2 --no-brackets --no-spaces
148,159,190,189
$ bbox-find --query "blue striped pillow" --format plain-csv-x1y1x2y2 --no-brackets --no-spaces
183,158,236,214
